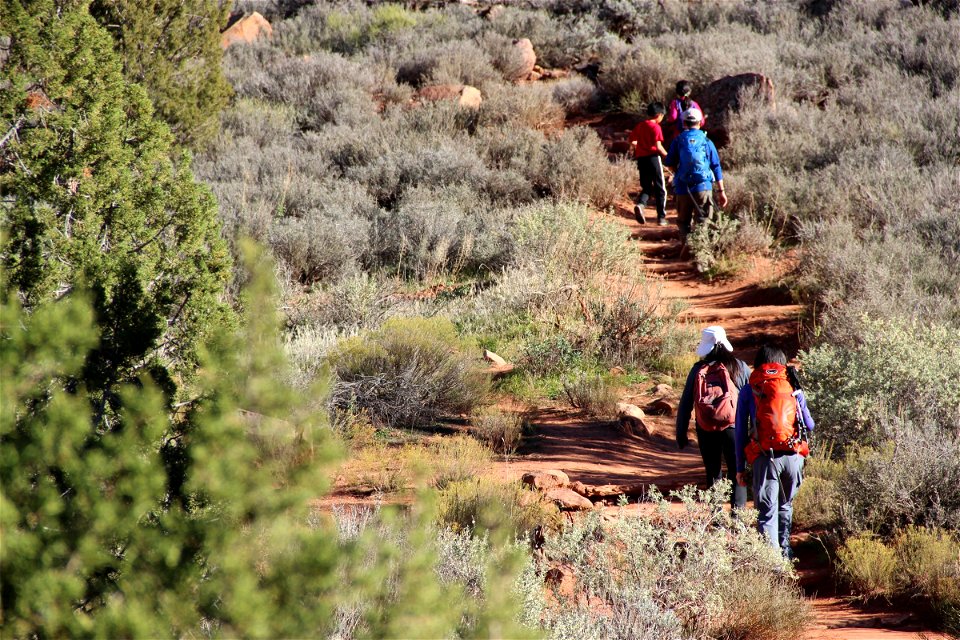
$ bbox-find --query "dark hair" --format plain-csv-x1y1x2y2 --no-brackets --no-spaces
702,343,739,373
754,344,787,369
676,80,692,97
647,101,665,117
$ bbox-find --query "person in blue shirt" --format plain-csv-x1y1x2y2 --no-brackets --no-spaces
664,107,727,245
734,345,815,560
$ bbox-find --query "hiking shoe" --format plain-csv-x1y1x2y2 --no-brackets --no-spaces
633,204,646,224
657,216,668,226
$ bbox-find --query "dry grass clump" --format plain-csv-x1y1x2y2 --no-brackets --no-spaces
327,317,488,429
562,373,618,420
436,478,560,539
470,407,525,455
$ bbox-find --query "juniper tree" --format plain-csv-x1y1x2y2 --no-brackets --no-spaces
0,0,234,412
0,245,536,637
89,0,234,149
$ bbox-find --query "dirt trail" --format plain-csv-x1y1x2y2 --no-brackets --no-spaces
491,113,948,639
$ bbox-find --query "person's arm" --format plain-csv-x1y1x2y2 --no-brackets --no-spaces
675,364,699,449
734,385,753,480
707,141,727,207
664,138,679,168
656,140,668,157
797,391,815,433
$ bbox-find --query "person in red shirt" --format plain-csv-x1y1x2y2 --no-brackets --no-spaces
627,102,669,225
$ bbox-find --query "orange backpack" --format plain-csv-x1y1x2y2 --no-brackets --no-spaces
749,363,801,453
694,361,737,431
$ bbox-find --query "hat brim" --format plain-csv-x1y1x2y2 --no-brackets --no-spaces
696,338,734,358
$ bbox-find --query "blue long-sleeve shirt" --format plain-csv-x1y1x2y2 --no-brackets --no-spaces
734,385,815,472
664,130,723,195
676,359,751,441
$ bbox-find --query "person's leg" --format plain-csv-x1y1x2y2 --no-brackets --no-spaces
635,158,653,223
690,189,714,226
652,157,668,224
721,427,747,509
676,194,693,237
696,427,723,487
777,454,804,559
752,455,780,550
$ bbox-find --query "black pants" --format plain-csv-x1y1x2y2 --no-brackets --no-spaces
696,425,747,509
636,155,667,220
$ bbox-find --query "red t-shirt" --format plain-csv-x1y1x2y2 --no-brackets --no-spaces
627,119,664,158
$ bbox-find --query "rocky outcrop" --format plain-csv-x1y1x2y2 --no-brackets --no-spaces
511,38,537,81
522,469,570,492
545,487,593,511
221,12,273,49
415,84,483,109
698,73,776,148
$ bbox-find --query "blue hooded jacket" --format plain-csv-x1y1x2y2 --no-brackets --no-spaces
665,129,723,195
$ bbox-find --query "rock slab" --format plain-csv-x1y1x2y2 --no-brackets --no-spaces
221,12,273,48
698,72,776,148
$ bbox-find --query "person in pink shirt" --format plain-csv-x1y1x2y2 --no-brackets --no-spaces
664,80,706,143
627,102,669,225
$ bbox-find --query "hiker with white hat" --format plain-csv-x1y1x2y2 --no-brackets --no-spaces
663,104,727,246
676,325,750,509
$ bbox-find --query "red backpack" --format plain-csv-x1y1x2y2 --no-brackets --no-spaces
694,361,737,431
749,363,801,452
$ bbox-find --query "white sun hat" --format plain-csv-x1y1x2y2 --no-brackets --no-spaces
681,107,703,124
695,325,734,358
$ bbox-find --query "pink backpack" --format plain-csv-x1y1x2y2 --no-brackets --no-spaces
694,362,737,431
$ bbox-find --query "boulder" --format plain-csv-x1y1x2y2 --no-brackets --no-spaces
483,348,514,377
616,402,656,437
479,4,506,20
221,12,273,49
570,480,589,497
512,38,537,81
698,73,776,148
608,366,626,377
415,84,483,109
545,487,594,511
645,398,676,417
521,469,570,491
653,383,673,396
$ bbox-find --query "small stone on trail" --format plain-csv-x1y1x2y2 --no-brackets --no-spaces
483,349,508,366
616,402,656,437
545,487,593,511
653,383,673,395
646,398,675,417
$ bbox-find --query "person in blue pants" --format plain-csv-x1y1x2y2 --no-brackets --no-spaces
734,345,815,560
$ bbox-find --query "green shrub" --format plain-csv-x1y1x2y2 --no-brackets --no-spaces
327,317,489,428
792,476,840,530
471,407,525,454
437,479,560,539
837,533,900,600
520,334,582,377
687,212,772,281
801,317,960,452
894,526,960,609
834,426,960,535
